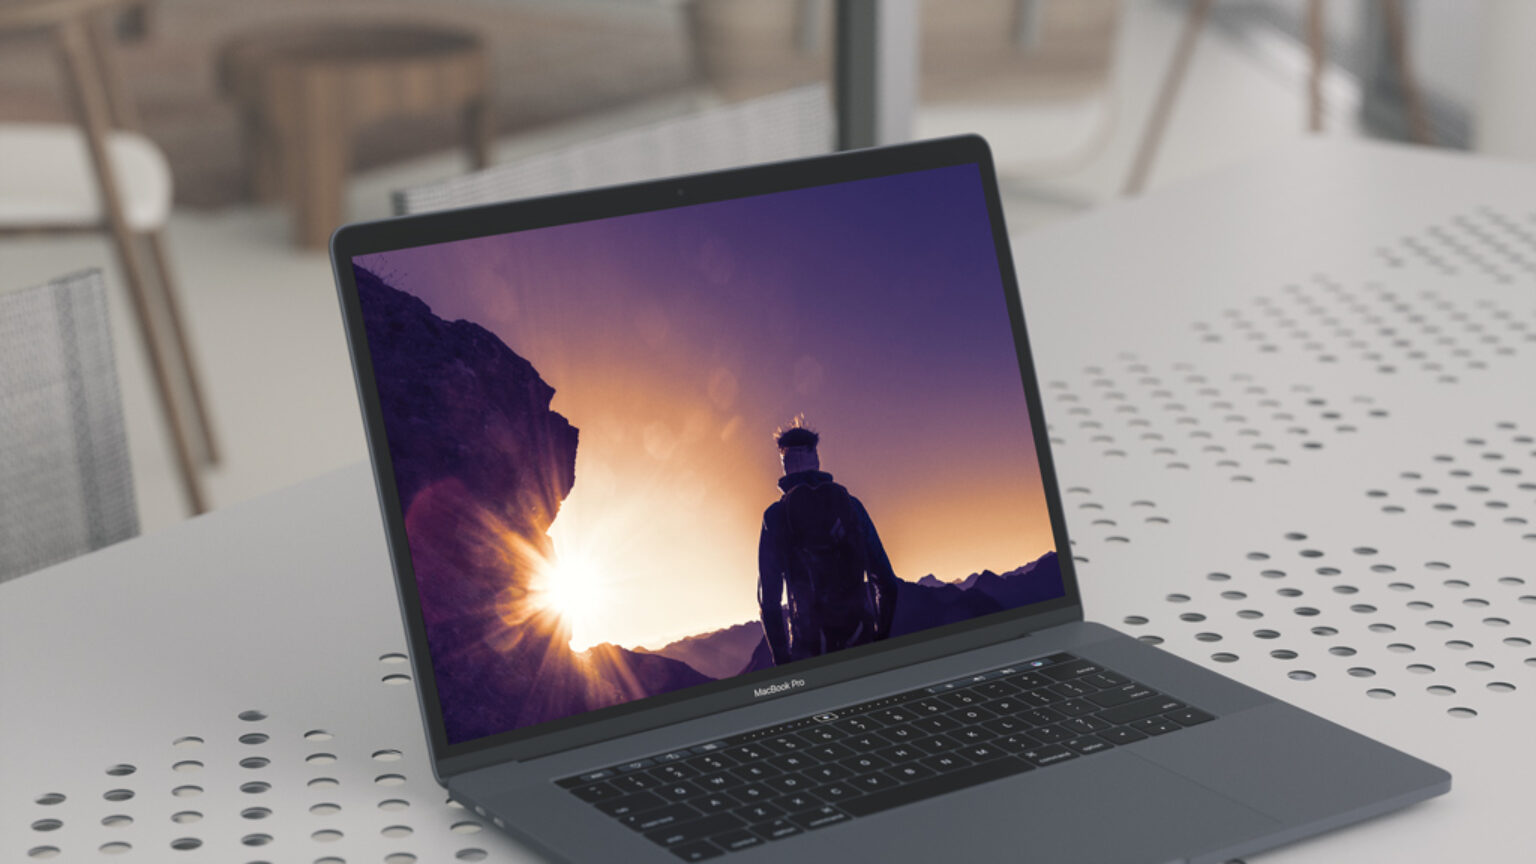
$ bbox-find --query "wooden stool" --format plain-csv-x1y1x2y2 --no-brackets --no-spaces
218,24,493,248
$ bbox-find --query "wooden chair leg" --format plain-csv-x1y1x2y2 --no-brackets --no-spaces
1379,0,1432,144
146,230,220,466
1306,0,1325,132
1122,0,1214,196
56,19,207,515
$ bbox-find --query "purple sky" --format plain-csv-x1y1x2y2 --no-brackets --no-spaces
355,164,1055,649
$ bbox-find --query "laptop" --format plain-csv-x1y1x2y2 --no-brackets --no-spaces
330,136,1448,863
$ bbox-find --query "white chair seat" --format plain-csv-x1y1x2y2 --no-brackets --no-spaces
0,123,172,231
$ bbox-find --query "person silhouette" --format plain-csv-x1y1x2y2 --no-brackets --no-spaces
757,425,898,666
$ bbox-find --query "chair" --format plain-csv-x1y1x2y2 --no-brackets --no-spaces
0,0,216,515
393,84,833,216
0,270,139,583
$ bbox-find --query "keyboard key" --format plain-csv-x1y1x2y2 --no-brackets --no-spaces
982,717,1027,736
1167,707,1215,727
733,802,783,823
669,841,723,861
800,726,844,744
807,762,853,783
1064,736,1114,755
875,744,924,764
621,802,703,832
788,806,851,832
616,758,656,773
934,690,984,709
694,794,739,813
976,680,1020,699
657,763,697,781
844,732,893,752
885,762,937,783
751,819,803,841
952,726,993,745
1048,680,1095,698
728,763,779,782
728,745,769,763
761,736,808,754
686,753,735,773
959,743,1005,763
916,714,963,734
613,773,659,793
1020,745,1078,767
808,743,856,762
881,723,925,743
993,733,1041,754
1060,715,1112,736
874,707,919,725
1028,725,1072,744
1009,672,1053,690
1100,726,1149,746
842,756,1032,817
766,753,817,772
918,752,972,773
1020,707,1065,727
576,768,616,783
851,772,900,792
597,791,666,817
1082,672,1128,688
951,705,998,725
764,773,812,795
732,783,774,803
695,772,741,792
657,781,706,801
657,750,694,763
776,792,822,813
985,696,1029,715
1085,684,1156,708
1130,717,1181,736
842,753,892,773
833,717,882,735
1097,697,1185,726
808,782,861,803
644,813,746,847
572,782,621,803
1054,698,1098,718
1018,689,1061,708
711,830,764,852
910,733,964,754
908,697,949,715
1043,660,1102,681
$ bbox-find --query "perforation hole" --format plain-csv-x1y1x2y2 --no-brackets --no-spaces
385,854,418,864
172,785,203,798
382,825,414,838
26,847,59,859
170,837,202,851
171,811,202,824
1466,660,1494,671
379,799,410,811
311,802,342,816
172,736,203,749
103,789,133,802
98,842,131,855
375,774,407,787
241,833,272,847
239,781,269,794
241,807,271,820
312,829,344,842
34,793,64,806
373,749,404,762
306,753,337,765
303,730,333,742
237,710,267,722
105,763,136,777
239,732,269,746
1212,652,1239,662
101,815,132,828
1488,681,1516,692
1367,689,1396,699
1288,670,1316,681
1448,707,1478,718
240,756,270,769
451,821,484,834
31,819,62,832
457,851,489,862
308,778,339,790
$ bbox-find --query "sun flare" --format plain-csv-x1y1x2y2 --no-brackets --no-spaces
534,544,607,652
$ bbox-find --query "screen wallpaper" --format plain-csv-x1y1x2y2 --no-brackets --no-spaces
352,163,1064,746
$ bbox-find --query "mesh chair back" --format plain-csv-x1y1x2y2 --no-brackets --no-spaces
1,270,138,582
393,85,833,215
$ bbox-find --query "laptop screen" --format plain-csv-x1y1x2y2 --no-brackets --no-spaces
349,162,1066,748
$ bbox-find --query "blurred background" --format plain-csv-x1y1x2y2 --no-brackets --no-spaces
2,0,1532,546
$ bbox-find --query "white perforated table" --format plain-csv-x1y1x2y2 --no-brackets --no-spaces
4,139,1533,863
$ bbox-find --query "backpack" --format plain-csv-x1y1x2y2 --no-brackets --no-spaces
781,481,869,617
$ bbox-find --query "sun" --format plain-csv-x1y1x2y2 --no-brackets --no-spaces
534,546,605,651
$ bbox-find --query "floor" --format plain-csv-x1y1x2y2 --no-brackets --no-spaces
0,1,1374,539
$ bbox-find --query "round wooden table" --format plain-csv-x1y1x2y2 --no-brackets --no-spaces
219,24,492,248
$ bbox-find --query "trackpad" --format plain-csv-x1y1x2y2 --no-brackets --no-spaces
822,749,1281,864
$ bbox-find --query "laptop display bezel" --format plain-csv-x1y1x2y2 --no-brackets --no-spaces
330,135,1084,776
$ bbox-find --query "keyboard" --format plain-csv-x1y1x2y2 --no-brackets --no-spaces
556,652,1214,861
